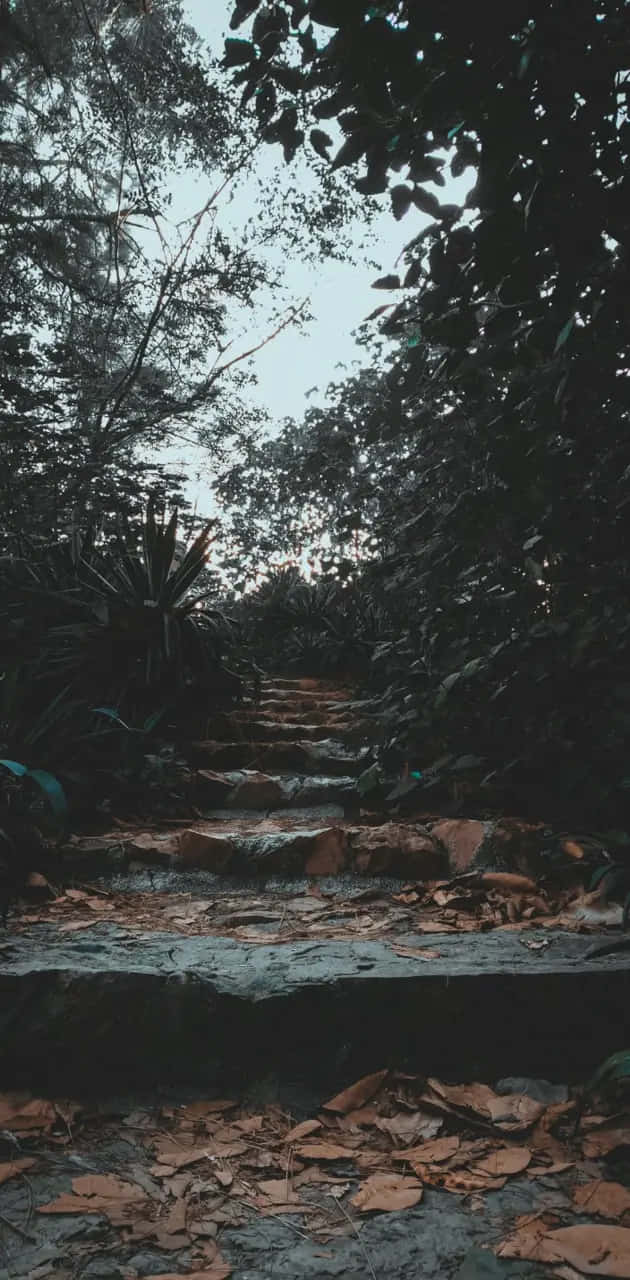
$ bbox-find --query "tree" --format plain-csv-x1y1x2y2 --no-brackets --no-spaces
0,0,330,546
224,0,630,823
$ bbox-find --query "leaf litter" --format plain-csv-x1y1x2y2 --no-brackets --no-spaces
8,848,625,944
3,1065,630,1276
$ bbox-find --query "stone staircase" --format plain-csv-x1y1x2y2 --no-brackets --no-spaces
0,675,628,1092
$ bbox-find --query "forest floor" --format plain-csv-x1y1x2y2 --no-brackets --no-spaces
1,678,630,1278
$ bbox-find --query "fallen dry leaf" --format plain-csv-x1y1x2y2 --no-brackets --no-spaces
375,1110,442,1146
426,1079,545,1131
438,1169,507,1193
351,1172,423,1213
583,1130,630,1159
0,1158,35,1185
285,1119,322,1143
563,840,585,860
395,1135,460,1166
574,1182,630,1220
257,1178,300,1204
498,1223,630,1277
474,1147,532,1177
0,1094,59,1133
481,872,538,893
295,1141,356,1161
323,1070,389,1114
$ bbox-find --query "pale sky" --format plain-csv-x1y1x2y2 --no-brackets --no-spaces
161,0,473,505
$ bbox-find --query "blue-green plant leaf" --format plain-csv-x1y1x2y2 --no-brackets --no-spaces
0,758,29,777
27,769,68,819
92,706,135,732
554,315,575,354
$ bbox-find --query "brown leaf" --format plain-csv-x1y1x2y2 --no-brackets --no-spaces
438,1169,507,1193
498,1223,630,1276
351,1172,423,1213
257,1178,300,1204
563,840,585,860
396,1136,460,1166
583,1129,630,1159
0,1158,35,1185
153,1141,247,1169
323,1070,389,1114
0,1094,59,1132
426,1079,545,1130
295,1142,355,1161
233,1116,263,1135
72,1174,147,1200
375,1110,442,1146
528,1161,574,1178
285,1119,322,1143
474,1147,531,1177
481,873,538,893
574,1182,630,1220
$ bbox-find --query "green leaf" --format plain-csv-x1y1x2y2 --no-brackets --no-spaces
0,758,29,777
0,759,67,819
92,706,136,732
518,50,532,79
447,121,465,140
554,315,575,354
371,274,400,290
587,1049,630,1095
357,762,384,795
27,769,67,819
391,184,413,220
223,37,256,67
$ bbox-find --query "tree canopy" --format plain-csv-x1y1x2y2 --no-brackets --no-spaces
222,0,630,823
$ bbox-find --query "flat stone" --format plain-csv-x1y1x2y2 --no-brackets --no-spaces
177,830,235,870
1,924,628,1090
190,740,367,777
348,823,446,877
431,819,494,873
226,717,359,743
225,771,289,809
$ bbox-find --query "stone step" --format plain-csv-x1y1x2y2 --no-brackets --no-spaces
224,716,363,744
68,818,445,878
190,739,370,777
195,769,360,810
255,687,351,704
243,703,358,725
1,923,626,1089
261,677,349,692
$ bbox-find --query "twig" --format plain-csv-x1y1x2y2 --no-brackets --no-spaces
328,1194,377,1280
0,1209,36,1243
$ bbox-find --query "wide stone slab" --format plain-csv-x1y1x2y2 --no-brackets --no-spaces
0,924,627,1089
190,738,370,776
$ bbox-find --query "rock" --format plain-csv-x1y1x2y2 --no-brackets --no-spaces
194,769,236,806
495,1077,569,1104
348,824,446,877
128,832,179,861
81,1258,127,1280
240,827,349,874
227,772,288,809
177,829,235,871
304,827,348,875
431,819,494,873
127,1250,187,1276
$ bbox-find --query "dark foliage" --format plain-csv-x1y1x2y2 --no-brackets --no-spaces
240,565,392,676
225,0,630,826
0,506,248,816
